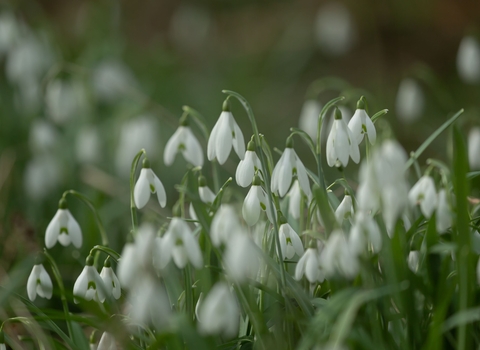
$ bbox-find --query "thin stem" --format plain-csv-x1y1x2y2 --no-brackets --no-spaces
130,149,147,234
185,265,194,320
89,245,121,262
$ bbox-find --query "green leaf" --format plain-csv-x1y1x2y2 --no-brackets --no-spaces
312,184,337,235
371,109,389,123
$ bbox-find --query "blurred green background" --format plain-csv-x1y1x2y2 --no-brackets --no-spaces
0,0,479,288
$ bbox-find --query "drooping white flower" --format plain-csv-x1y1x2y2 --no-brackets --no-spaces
224,234,259,283
457,35,480,84
395,78,425,123
97,332,117,350
407,251,420,273
210,205,243,247
134,159,167,209
299,100,322,140
159,217,203,269
286,180,302,219
242,176,275,226
335,193,354,223
295,247,325,283
100,260,121,300
278,222,304,260
326,107,360,167
45,199,82,249
408,175,437,218
348,97,376,145
27,263,53,301
436,189,452,234
198,282,239,338
271,138,311,197
468,127,480,170
207,101,245,165
320,230,358,279
164,122,204,167
198,175,216,204
349,211,382,254
235,139,262,187
73,256,106,303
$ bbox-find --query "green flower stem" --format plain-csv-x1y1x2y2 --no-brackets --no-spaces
130,149,146,234
43,249,73,340
62,190,108,246
182,105,210,142
89,245,121,263
222,90,286,288
185,265,194,320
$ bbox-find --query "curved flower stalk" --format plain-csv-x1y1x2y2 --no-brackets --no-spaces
326,107,360,167
320,230,359,279
197,282,239,338
271,136,311,197
408,175,437,218
27,263,53,301
278,221,304,260
210,205,244,247
295,247,325,283
207,100,245,165
73,256,106,303
242,175,275,226
100,259,121,300
335,193,354,223
348,97,376,145
45,198,82,249
134,158,167,209
236,139,261,187
158,217,203,269
164,117,204,167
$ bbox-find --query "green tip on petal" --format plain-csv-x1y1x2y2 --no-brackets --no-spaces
142,158,151,169
334,107,343,120
86,255,94,266
58,198,68,209
222,98,231,112
198,175,207,187
247,140,256,151
286,135,294,148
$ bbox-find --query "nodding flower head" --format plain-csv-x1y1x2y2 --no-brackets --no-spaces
134,158,167,209
45,198,82,249
73,255,106,304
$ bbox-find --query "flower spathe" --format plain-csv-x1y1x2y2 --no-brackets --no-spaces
348,98,376,145
134,161,167,209
27,264,53,301
326,108,360,167
164,125,204,167
207,102,245,165
279,223,304,260
408,175,437,218
45,199,82,249
73,256,106,303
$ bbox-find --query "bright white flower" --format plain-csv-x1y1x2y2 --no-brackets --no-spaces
242,179,275,226
408,175,437,218
395,78,424,123
210,205,243,247
457,35,480,84
198,176,216,204
299,100,322,140
207,103,245,165
335,194,354,223
295,248,325,283
279,223,304,260
349,211,382,254
235,140,262,187
27,264,53,301
134,162,167,209
271,140,311,197
407,251,420,273
436,189,452,234
326,108,360,167
198,282,239,337
159,217,203,269
468,127,480,170
73,256,106,303
320,230,358,279
224,234,259,283
286,180,302,219
97,332,117,350
100,261,121,300
348,98,376,145
164,124,203,167
45,201,82,249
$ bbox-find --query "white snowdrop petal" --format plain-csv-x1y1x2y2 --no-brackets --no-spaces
365,115,376,144
153,175,167,208
232,121,245,160
39,266,53,299
207,119,221,161
184,128,204,167
164,127,183,166
134,169,151,209
73,267,89,303
45,210,61,249
348,110,363,144
215,113,234,164
67,210,83,248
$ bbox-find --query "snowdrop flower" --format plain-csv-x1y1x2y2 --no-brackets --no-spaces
97,332,117,350
100,259,121,300
164,118,203,167
320,230,358,279
224,234,259,283
210,205,243,247
243,175,275,226
24,154,61,200
76,126,101,164
207,100,245,165
92,59,138,103
278,220,304,260
159,217,203,269
299,99,322,140
235,139,261,187
198,282,239,337
198,175,216,204
287,180,302,219
335,193,354,223
45,199,82,249
348,97,376,145
73,256,106,303
45,79,87,125
395,78,425,123
295,247,325,283
326,107,360,168
349,211,382,254
408,175,437,218
468,127,480,170
271,136,311,197
29,119,59,154
407,251,420,273
27,263,53,301
134,158,167,209
457,35,480,84
436,189,452,234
